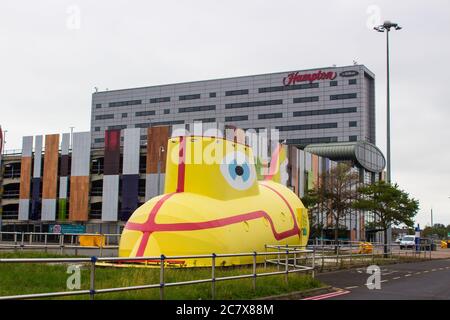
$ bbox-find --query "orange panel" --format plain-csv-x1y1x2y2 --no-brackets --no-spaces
19,157,32,199
146,126,170,174
42,134,59,199
69,176,89,221
312,154,319,186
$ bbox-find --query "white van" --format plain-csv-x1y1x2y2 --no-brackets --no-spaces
399,235,416,249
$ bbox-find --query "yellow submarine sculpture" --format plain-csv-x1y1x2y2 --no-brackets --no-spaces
119,135,309,266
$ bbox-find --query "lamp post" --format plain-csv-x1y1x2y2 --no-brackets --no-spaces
374,20,402,184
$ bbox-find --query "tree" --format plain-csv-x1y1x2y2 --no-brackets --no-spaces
422,223,448,239
302,163,360,252
353,181,419,254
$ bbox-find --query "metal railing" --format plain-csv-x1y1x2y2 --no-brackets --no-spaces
0,231,121,256
0,249,315,300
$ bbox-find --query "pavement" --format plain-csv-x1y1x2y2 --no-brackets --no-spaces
315,258,450,299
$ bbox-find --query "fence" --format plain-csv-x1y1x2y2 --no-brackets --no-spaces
0,249,314,300
0,231,120,256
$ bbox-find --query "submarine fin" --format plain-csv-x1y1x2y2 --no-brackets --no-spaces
264,143,289,185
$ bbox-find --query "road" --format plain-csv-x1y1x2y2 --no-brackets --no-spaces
315,259,450,299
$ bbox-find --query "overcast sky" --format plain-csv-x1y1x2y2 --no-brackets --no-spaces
1,0,449,226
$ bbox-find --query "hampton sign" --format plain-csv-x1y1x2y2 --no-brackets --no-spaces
283,70,337,85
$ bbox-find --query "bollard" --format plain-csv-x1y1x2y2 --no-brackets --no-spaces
90,256,97,300
160,255,165,300
211,253,216,300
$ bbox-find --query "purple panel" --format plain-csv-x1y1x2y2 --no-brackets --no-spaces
30,178,41,220
120,174,139,221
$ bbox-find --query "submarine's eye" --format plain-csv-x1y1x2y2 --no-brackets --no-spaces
220,151,256,190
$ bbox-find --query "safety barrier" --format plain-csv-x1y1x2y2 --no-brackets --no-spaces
0,249,315,300
0,231,120,256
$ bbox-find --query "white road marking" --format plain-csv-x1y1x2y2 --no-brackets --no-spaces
393,277,401,280
431,269,437,272
405,274,412,277
424,270,429,273
380,280,388,283
344,286,359,289
415,272,421,274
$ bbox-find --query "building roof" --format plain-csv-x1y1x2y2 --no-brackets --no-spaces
304,141,385,173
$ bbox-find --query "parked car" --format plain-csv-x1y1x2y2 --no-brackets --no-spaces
394,237,402,244
400,235,416,249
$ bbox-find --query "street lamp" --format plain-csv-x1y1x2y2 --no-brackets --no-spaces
374,20,402,184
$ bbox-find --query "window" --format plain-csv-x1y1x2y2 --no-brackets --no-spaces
109,100,142,108
179,105,216,113
276,122,337,132
95,103,102,109
349,79,357,85
349,135,357,142
225,89,248,96
164,109,170,114
121,113,128,118
151,120,185,126
258,83,318,93
140,135,147,141
209,92,216,98
293,107,357,117
95,114,114,120
94,127,100,132
179,94,200,101
107,125,127,130
194,118,216,123
286,137,338,145
94,138,105,143
225,99,282,109
330,93,357,100
150,97,170,103
135,110,156,117
137,120,185,128
293,96,319,103
225,115,248,122
258,113,283,120
330,81,338,87
349,121,357,127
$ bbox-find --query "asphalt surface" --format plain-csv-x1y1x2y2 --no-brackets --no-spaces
316,259,450,299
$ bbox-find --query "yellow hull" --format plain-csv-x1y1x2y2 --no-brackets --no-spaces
119,136,309,267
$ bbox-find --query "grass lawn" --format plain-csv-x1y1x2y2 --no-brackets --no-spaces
0,252,323,300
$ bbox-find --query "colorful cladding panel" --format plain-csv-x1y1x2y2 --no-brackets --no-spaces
122,128,141,175
104,129,121,175
69,176,89,221
102,129,122,222
58,133,70,220
146,126,169,174
101,175,119,222
120,128,141,221
120,174,139,221
30,178,41,220
30,135,43,220
69,132,91,221
18,136,33,221
42,134,60,221
42,134,59,199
